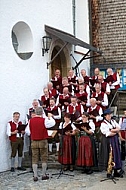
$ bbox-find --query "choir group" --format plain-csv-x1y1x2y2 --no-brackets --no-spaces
6,67,126,181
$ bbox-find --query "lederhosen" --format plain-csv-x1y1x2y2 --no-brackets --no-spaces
9,121,24,158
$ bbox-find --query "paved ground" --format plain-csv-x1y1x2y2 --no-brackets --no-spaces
0,153,125,190
0,166,125,190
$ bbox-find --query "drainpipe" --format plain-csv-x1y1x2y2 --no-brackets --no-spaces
72,0,79,76
88,0,93,76
72,0,76,37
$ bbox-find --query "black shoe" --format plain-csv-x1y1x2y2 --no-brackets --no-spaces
17,167,26,171
69,165,74,172
10,167,15,172
33,177,38,182
86,169,93,174
118,169,124,178
42,175,49,180
63,166,68,171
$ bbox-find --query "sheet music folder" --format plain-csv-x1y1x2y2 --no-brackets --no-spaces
57,124,73,134
44,109,58,116
17,124,28,133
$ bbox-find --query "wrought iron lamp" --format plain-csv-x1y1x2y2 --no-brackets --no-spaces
42,36,52,56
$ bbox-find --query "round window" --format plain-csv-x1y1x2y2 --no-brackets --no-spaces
11,21,33,60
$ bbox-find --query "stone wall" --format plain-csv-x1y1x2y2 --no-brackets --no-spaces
90,0,126,64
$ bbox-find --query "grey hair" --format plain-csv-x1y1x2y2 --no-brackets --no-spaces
35,107,43,115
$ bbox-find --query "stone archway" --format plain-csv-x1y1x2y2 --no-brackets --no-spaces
49,39,71,78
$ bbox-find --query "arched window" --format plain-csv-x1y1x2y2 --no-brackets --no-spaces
11,21,33,60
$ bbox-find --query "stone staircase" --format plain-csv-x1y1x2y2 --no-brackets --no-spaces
22,147,61,169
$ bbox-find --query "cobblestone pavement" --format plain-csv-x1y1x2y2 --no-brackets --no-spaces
0,153,125,190
0,167,126,190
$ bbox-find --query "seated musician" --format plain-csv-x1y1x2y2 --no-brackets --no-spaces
67,69,78,93
44,97,61,154
66,96,84,122
75,112,96,174
99,108,124,177
47,82,58,100
87,98,103,142
97,74,110,95
119,109,126,174
58,113,76,171
80,69,90,85
105,68,120,106
50,69,62,91
75,84,90,111
41,87,50,109
91,83,108,110
56,87,71,111
59,77,72,94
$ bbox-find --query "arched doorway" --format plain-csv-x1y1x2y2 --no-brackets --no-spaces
50,45,68,78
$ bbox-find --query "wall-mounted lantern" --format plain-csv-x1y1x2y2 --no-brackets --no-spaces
42,36,52,56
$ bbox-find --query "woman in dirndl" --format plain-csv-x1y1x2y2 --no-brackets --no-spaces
58,113,76,171
76,112,95,174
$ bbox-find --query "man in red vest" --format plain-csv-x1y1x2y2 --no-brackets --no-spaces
106,68,120,106
26,107,55,181
6,112,26,172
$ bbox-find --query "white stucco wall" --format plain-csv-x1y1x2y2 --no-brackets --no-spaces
72,0,90,75
0,0,89,172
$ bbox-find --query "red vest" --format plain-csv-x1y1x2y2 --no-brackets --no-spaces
41,95,50,108
83,76,90,85
9,121,22,142
101,82,108,92
29,117,48,140
67,75,77,83
92,92,104,101
88,105,102,127
47,106,61,123
92,92,106,110
68,104,82,115
76,92,88,102
49,88,57,97
112,73,120,89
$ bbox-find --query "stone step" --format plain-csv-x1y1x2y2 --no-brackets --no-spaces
22,151,61,169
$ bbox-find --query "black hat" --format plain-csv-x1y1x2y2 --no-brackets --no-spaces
102,108,113,117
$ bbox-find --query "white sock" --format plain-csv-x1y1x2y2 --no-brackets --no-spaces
56,143,60,152
11,157,15,168
49,143,52,152
32,164,38,177
18,157,22,167
42,163,47,176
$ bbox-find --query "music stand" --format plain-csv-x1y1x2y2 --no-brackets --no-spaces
100,145,119,184
100,172,119,184
51,110,74,179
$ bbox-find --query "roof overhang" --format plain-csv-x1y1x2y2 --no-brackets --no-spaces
45,25,102,70
45,25,102,54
